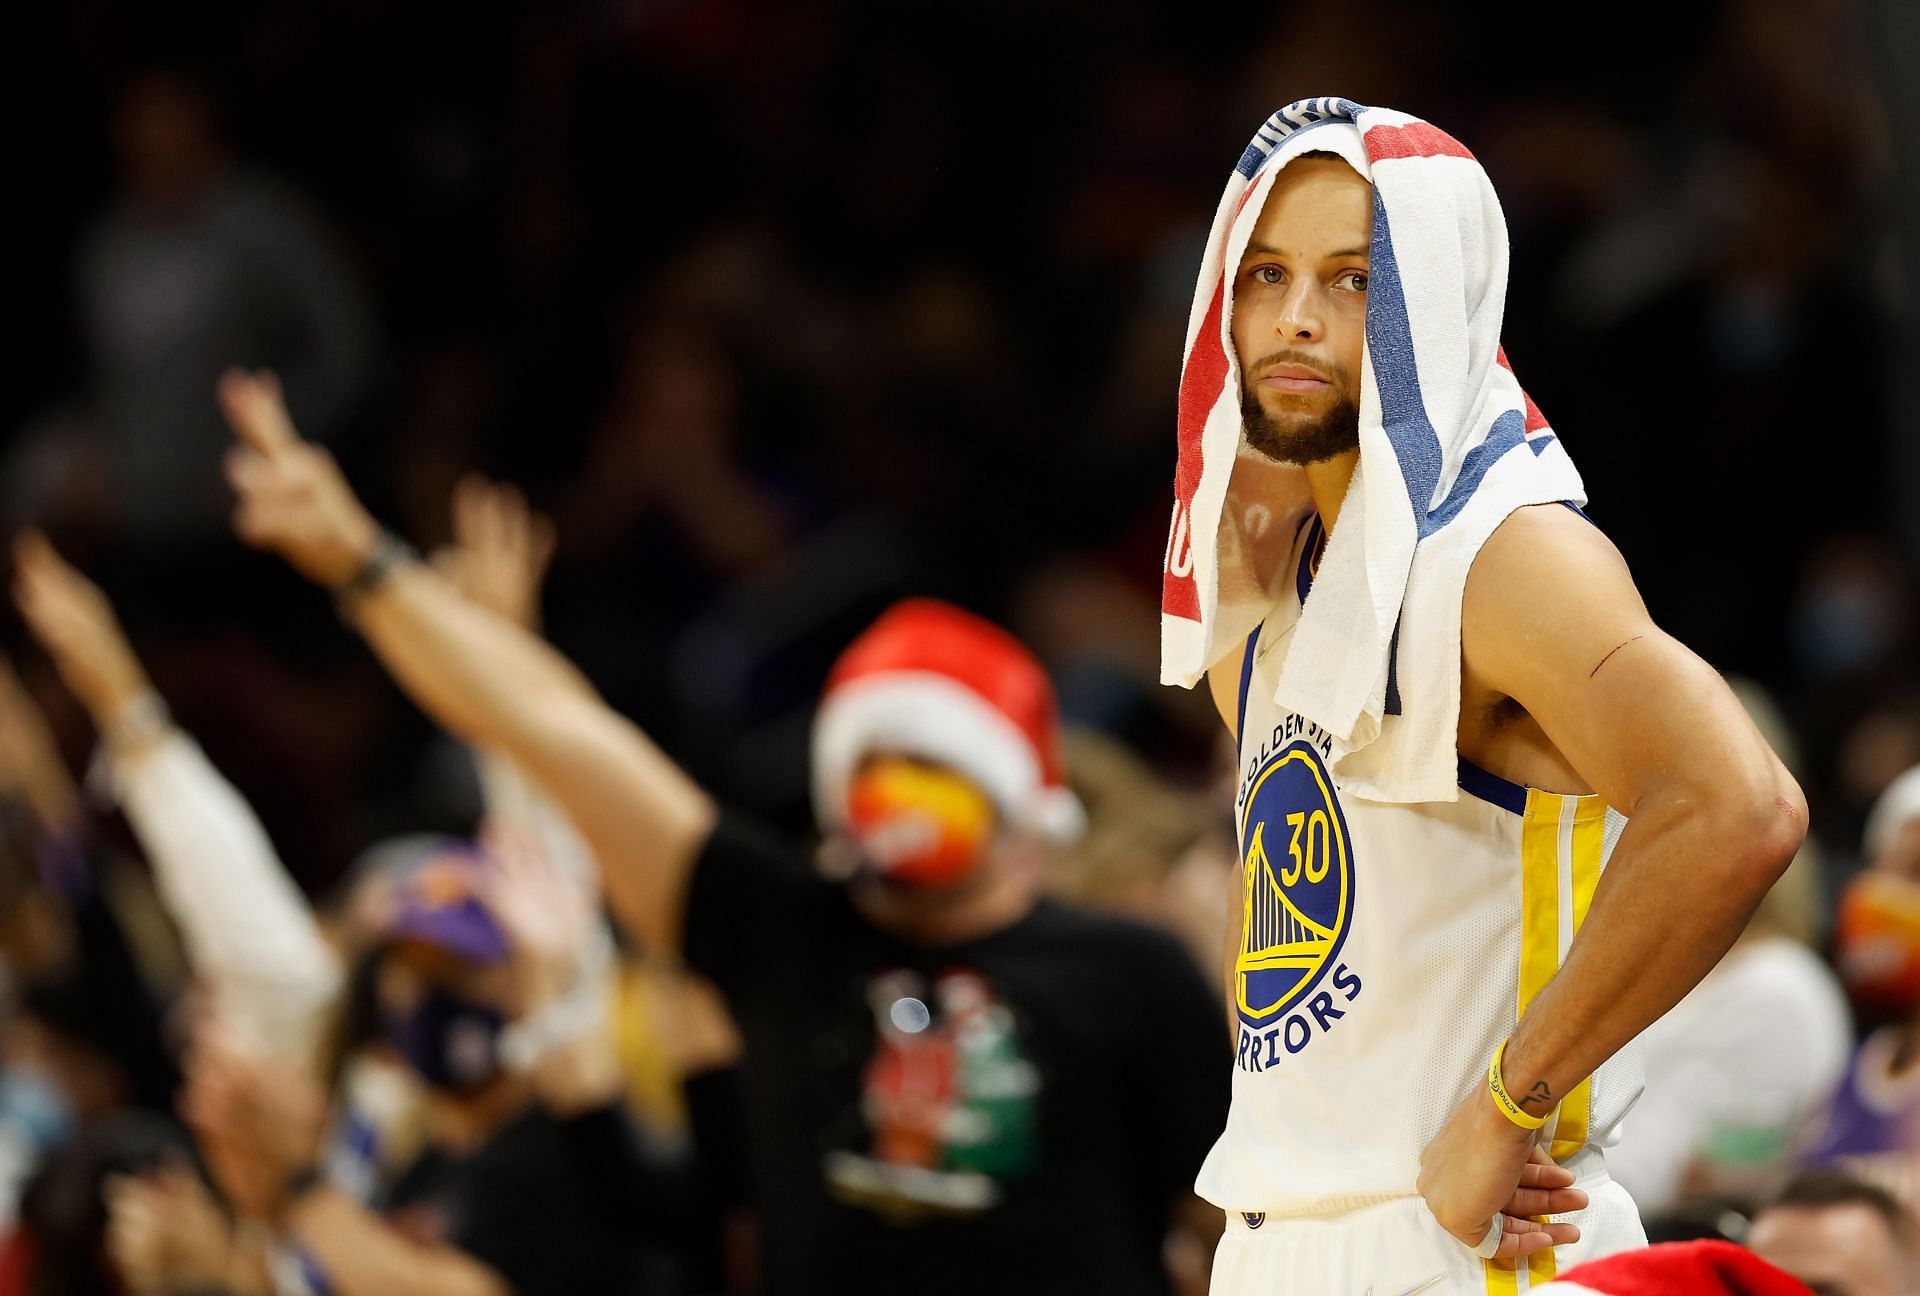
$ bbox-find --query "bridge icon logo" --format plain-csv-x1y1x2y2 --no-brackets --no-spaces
1236,741,1355,1027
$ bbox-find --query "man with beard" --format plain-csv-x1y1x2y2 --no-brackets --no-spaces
1160,100,1807,1292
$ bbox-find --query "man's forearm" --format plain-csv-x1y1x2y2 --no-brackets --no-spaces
352,562,598,750
1500,789,1800,1121
284,1189,507,1296
348,563,715,950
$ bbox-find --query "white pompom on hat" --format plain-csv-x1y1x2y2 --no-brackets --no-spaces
811,599,1086,843
1866,764,1920,862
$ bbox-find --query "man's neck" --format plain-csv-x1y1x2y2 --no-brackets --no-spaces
1304,448,1360,532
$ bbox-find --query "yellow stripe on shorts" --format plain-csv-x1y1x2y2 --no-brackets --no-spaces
1548,797,1608,1159
1492,790,1609,1292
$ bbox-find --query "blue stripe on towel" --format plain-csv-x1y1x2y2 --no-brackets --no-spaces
1364,188,1446,525
1234,98,1368,178
1424,409,1527,534
1366,190,1536,538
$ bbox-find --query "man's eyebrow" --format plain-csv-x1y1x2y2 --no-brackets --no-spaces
1240,242,1371,260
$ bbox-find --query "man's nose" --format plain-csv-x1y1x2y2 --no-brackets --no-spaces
1276,280,1324,341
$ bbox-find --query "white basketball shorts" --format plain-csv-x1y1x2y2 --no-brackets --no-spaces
1208,1151,1646,1295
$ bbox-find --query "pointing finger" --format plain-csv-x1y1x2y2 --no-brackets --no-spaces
13,527,61,581
217,368,301,459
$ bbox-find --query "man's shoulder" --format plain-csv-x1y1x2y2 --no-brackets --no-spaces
1462,503,1647,678
1471,502,1620,589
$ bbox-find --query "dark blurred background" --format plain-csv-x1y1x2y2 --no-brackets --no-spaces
5,0,1917,908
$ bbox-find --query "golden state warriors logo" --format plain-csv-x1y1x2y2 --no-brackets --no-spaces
1236,740,1355,1030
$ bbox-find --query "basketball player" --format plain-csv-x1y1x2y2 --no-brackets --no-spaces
1183,110,1807,1290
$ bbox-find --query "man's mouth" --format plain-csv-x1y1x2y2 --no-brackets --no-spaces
1258,364,1332,394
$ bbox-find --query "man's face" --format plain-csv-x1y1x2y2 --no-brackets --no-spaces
1229,156,1373,466
1748,1204,1914,1296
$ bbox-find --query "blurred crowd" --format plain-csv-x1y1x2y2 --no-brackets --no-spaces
2,0,1918,1292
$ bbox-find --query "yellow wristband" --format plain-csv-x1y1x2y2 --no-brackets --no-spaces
1488,1038,1549,1130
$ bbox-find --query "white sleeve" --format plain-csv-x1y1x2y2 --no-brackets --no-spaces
104,731,342,1062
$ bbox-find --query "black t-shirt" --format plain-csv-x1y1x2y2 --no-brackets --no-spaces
383,1102,683,1295
682,812,1230,1296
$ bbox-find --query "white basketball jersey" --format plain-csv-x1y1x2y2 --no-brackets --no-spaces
1195,514,1643,1215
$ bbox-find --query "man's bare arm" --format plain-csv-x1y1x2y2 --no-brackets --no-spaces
215,370,714,952
1463,504,1805,1110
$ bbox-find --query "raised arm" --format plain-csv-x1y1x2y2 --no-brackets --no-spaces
1418,503,1804,1250
11,529,340,1064
215,370,715,953
429,475,598,890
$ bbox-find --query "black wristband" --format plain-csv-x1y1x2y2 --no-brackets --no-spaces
332,531,417,621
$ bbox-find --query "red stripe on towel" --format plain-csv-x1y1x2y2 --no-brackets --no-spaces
1165,277,1230,620
1363,122,1474,162
1496,347,1552,434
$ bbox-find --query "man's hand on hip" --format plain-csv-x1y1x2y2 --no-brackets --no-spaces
1416,1085,1585,1259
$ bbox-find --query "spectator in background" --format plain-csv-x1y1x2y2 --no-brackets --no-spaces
1608,681,1851,1221
8,1113,203,1296
1808,764,1920,1211
215,369,1231,1296
32,68,376,543
1746,1170,1920,1296
177,845,677,1296
9,514,685,1295
0,658,180,1238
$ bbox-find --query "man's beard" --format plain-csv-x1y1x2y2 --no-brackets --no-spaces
1239,372,1361,466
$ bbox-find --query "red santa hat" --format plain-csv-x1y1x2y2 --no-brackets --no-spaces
811,599,1086,843
1534,1241,1813,1295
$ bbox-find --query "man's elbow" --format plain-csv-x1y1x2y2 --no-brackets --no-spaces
1710,766,1807,894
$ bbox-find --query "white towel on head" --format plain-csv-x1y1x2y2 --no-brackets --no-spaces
1160,96,1587,805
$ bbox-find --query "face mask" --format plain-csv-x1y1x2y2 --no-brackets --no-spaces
1835,871,1920,1014
844,759,995,888
383,985,507,1094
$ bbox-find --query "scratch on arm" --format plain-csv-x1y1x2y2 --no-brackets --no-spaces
1587,634,1644,681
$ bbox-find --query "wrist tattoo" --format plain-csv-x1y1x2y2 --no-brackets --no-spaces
1520,1080,1554,1109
